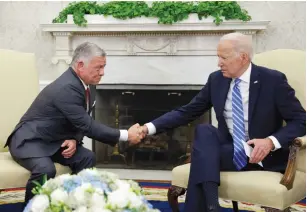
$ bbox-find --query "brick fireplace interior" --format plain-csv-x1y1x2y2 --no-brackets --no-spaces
93,87,210,170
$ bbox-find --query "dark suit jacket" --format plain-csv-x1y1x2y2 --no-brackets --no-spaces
6,68,120,159
151,64,306,172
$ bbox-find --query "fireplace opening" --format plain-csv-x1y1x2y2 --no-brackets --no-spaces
93,88,211,170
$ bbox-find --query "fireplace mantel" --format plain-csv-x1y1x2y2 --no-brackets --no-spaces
40,16,270,85
42,15,269,32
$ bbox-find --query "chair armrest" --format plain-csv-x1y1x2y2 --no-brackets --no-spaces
280,137,306,190
298,136,306,147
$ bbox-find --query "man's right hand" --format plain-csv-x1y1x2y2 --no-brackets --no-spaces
127,123,143,145
61,139,77,158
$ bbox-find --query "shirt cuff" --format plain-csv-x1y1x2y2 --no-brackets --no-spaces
145,122,156,135
269,136,281,151
119,130,128,142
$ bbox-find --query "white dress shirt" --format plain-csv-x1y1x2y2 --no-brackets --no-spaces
146,63,281,150
78,77,128,142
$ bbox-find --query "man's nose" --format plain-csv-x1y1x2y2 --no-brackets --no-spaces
218,59,223,67
99,69,104,76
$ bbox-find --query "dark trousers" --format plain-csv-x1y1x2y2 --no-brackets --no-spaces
12,146,96,206
184,124,264,212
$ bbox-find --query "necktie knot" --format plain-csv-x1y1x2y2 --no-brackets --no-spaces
234,78,241,86
85,86,90,98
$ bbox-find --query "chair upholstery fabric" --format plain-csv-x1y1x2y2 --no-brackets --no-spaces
0,49,71,189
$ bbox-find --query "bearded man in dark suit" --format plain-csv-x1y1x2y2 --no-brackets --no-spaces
5,42,143,205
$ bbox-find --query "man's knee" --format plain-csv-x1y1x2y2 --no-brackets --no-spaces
88,151,96,167
82,149,96,167
192,124,219,151
33,163,56,179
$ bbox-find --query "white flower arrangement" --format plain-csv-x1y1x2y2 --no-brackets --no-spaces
23,168,160,212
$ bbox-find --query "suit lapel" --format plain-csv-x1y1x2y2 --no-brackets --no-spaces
216,76,232,117
248,64,261,132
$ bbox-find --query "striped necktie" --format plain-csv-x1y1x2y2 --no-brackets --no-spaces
232,78,247,170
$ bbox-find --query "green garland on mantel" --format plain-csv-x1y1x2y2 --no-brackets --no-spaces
52,1,252,27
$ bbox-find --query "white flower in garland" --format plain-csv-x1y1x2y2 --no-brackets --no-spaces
50,188,68,205
73,206,87,212
107,188,130,209
28,194,49,212
90,191,106,208
128,192,143,208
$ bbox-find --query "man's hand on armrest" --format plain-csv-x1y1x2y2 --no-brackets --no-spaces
247,138,275,164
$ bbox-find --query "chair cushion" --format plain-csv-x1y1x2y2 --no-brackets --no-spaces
0,152,71,189
171,163,306,209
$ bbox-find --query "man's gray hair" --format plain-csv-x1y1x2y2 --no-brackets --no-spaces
220,32,253,60
71,42,106,67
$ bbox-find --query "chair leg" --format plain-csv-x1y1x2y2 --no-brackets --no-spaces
167,185,186,212
232,201,239,212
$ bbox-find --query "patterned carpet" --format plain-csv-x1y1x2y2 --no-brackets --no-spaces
0,181,306,212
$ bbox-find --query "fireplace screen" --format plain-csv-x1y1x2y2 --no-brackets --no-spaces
94,89,210,170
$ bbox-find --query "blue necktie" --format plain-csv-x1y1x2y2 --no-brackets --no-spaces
232,78,247,170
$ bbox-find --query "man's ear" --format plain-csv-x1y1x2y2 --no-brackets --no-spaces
241,52,249,63
76,60,85,70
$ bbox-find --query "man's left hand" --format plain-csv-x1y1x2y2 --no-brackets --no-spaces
61,139,77,158
247,138,274,164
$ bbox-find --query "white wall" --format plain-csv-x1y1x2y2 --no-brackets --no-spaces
0,1,305,82
239,1,306,53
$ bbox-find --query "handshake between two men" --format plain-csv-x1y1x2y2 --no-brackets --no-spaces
126,123,149,145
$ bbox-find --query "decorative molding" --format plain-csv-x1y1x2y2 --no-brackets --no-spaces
235,30,257,35
74,32,231,37
50,31,73,66
169,37,177,56
126,36,178,55
52,32,72,36
51,56,72,65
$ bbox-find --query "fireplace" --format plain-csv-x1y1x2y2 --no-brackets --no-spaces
93,86,210,170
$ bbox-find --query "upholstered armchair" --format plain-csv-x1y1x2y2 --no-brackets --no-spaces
167,49,306,212
0,49,70,189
